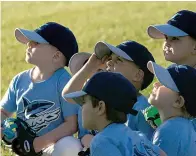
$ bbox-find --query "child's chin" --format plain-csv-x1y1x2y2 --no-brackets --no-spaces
25,56,31,63
148,96,155,106
25,58,31,63
164,55,175,62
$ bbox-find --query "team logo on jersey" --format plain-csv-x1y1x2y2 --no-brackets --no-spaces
133,141,159,156
17,97,61,132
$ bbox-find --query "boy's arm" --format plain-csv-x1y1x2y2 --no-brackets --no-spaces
0,76,18,116
81,134,94,148
160,150,167,156
33,114,77,152
1,76,18,139
62,53,108,104
1,108,13,122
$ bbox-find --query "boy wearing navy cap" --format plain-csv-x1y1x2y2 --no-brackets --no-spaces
147,61,196,156
0,22,81,156
94,40,156,139
148,10,196,67
64,71,166,156
148,9,196,68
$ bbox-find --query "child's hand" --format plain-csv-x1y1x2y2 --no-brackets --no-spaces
84,53,109,72
81,134,94,148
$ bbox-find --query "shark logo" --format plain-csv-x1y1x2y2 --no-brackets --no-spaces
17,97,61,132
133,145,147,156
133,141,159,156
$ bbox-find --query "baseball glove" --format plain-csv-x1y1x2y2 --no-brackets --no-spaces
2,117,42,156
143,105,162,129
78,130,97,156
78,148,90,156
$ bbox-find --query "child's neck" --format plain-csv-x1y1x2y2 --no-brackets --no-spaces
176,59,196,69
96,119,113,132
159,109,185,123
31,66,60,82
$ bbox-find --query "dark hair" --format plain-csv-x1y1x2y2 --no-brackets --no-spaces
90,96,127,123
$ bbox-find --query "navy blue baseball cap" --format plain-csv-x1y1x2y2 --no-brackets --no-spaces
148,10,196,39
94,40,155,90
15,22,78,66
148,61,196,117
64,72,138,115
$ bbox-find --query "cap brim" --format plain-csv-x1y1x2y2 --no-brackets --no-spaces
63,91,87,105
69,52,91,75
147,24,188,39
15,28,49,44
94,41,133,61
147,61,179,92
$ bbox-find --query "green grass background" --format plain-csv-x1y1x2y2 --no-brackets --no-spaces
1,1,196,155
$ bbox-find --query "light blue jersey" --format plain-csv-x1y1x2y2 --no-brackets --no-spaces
90,123,161,156
0,68,79,136
153,117,196,156
191,118,196,128
127,95,154,139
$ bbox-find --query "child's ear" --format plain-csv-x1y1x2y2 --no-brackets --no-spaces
191,43,196,55
173,95,185,108
53,51,61,60
96,101,106,116
133,69,144,82
194,45,196,53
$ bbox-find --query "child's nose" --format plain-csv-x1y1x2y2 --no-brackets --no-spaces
106,60,114,68
153,82,161,88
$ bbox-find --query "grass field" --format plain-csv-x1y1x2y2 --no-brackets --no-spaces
1,1,196,155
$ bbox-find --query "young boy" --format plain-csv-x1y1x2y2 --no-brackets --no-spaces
1,22,82,156
147,61,196,156
147,9,196,67
64,71,166,156
144,9,196,128
95,40,156,139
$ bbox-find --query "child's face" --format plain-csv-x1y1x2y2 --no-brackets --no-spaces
25,41,58,65
106,54,141,85
162,36,196,64
148,82,179,110
81,95,98,130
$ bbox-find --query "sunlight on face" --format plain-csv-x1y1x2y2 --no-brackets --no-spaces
162,36,196,64
106,53,140,84
25,41,59,65
148,82,180,110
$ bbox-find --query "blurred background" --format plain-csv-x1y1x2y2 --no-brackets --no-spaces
1,1,196,155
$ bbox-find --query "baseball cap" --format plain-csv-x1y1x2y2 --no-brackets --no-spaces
64,72,138,115
147,61,196,117
94,40,155,90
147,10,196,39
15,22,78,66
69,52,91,75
